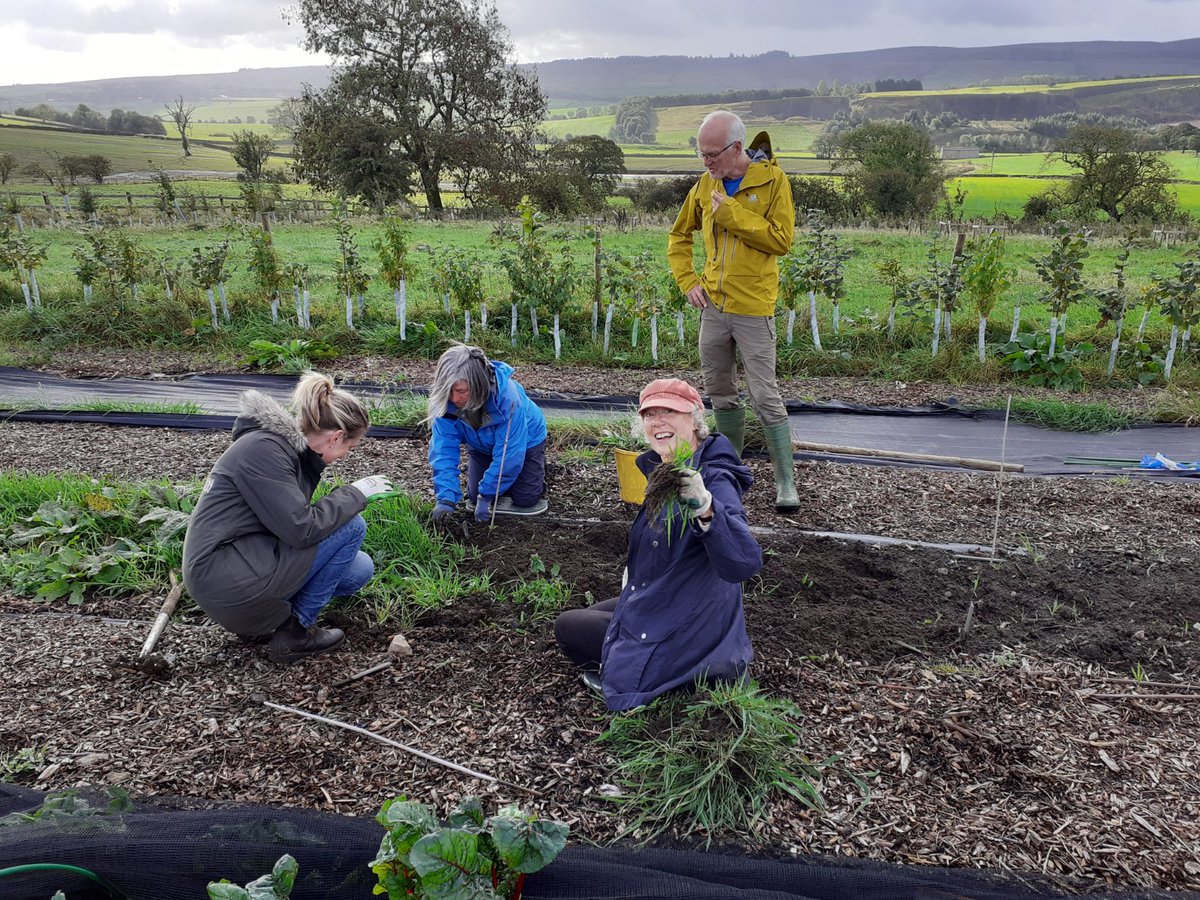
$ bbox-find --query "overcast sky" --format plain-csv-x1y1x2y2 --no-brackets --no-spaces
1,0,1196,87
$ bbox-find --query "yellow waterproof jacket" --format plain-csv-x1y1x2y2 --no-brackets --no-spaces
666,151,795,317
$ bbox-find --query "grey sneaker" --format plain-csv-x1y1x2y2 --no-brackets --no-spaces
581,670,603,694
493,497,549,517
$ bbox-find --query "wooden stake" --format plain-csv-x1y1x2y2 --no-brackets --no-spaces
792,440,1023,473
139,571,183,658
332,661,392,688
264,701,542,797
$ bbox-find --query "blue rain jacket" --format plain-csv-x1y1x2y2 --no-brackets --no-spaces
429,360,547,504
600,434,761,711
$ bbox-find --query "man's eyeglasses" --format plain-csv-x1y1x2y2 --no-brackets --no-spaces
697,140,737,162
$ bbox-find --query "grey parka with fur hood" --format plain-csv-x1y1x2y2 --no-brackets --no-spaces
182,390,368,635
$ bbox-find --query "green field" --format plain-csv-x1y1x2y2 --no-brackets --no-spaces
0,115,70,129
0,124,240,174
963,151,1200,180
861,74,1200,99
186,99,284,124
162,121,280,143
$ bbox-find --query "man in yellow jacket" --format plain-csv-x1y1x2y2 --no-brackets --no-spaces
667,109,800,511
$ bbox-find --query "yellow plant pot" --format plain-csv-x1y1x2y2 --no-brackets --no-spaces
614,448,647,505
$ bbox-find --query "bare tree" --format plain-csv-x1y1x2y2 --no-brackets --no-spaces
164,96,197,157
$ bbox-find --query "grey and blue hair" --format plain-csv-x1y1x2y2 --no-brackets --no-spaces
424,343,493,426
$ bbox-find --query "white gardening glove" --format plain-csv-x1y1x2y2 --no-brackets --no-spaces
351,474,394,501
678,467,712,517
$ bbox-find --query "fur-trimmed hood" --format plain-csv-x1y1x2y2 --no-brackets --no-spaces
232,390,308,454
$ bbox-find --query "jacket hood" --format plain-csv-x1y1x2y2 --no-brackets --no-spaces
636,433,754,494
233,390,308,454
491,359,514,400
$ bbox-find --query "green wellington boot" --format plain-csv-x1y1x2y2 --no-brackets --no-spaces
763,421,801,513
712,407,747,456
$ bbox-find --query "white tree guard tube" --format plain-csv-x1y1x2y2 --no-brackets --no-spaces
808,291,822,351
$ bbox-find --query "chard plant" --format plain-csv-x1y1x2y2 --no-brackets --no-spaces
962,232,1011,363
1097,241,1132,377
372,796,567,900
1157,256,1200,380
284,262,311,330
376,216,413,338
1002,331,1095,391
189,240,233,329
209,855,297,900
1030,225,1090,359
334,207,369,330
246,226,286,323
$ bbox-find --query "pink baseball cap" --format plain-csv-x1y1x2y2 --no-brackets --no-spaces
638,378,702,415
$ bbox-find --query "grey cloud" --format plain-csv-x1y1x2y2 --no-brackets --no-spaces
12,0,294,43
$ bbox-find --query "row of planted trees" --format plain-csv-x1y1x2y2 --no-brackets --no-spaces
2,201,1199,381
780,210,1200,382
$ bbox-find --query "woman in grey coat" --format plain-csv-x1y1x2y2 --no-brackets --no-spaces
183,373,394,664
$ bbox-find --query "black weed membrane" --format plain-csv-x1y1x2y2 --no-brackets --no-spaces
3,785,1198,900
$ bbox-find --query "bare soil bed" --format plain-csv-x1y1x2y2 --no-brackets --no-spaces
1,358,1199,895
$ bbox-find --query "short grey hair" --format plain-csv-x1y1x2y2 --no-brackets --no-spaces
629,405,710,444
424,343,492,427
699,109,746,148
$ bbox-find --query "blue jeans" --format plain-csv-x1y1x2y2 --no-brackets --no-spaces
288,515,373,627
467,440,546,507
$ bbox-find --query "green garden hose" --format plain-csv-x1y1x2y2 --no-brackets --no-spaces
0,862,127,898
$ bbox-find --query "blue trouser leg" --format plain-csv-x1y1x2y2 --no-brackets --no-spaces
288,515,373,627
466,440,546,507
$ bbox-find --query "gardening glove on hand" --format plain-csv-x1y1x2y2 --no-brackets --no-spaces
474,496,492,523
352,474,394,501
678,467,712,517
431,502,455,523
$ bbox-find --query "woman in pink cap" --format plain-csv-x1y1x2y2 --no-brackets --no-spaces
554,377,762,711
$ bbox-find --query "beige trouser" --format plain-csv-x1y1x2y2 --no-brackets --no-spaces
698,306,788,426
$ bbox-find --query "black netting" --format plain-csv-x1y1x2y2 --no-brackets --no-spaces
2,786,1197,900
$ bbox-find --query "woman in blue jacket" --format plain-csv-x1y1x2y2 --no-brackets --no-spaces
554,378,763,711
426,344,548,523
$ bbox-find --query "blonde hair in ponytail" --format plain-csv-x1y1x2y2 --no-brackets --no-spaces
293,371,370,438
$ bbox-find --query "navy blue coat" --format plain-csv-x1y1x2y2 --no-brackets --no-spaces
600,434,762,711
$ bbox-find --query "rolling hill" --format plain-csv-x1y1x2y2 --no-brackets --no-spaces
1,39,1197,112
